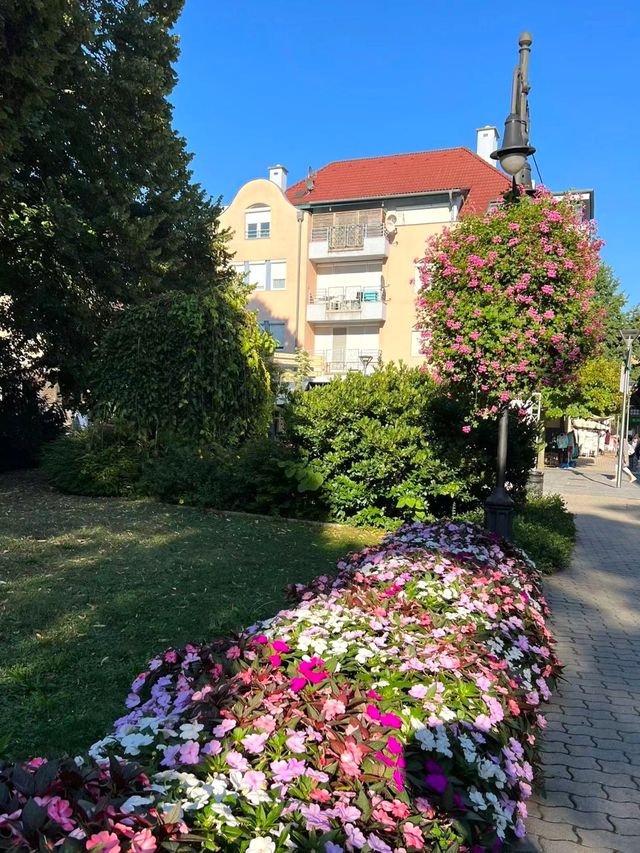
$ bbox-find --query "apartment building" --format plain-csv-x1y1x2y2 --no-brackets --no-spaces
219,131,510,380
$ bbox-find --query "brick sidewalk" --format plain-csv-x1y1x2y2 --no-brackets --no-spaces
517,493,640,852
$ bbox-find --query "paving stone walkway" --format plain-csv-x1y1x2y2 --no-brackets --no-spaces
515,458,640,852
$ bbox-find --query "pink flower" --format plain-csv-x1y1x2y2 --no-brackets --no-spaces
270,758,306,782
321,698,345,720
47,797,74,831
268,654,282,667
213,718,236,737
201,740,222,755
403,823,426,850
242,732,269,754
285,731,307,753
290,676,306,692
339,741,364,777
379,712,402,729
254,714,277,733
163,650,177,663
242,770,267,792
179,741,200,765
226,750,249,771
271,640,290,653
87,832,121,853
299,803,332,832
462,425,471,434
131,830,157,853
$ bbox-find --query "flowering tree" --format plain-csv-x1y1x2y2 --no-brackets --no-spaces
415,189,604,425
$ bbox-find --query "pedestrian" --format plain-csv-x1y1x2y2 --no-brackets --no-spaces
621,435,638,482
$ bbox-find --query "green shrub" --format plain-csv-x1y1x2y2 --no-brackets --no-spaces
42,430,145,496
284,364,537,526
91,289,274,449
461,494,575,574
140,439,325,519
513,494,576,573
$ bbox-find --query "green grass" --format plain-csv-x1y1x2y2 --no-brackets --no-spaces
0,472,380,760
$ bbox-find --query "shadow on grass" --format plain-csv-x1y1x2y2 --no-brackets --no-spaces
0,471,379,759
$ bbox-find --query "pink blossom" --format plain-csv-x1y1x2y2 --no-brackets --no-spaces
299,803,332,832
242,770,267,792
178,741,200,765
226,750,250,771
87,832,121,853
47,797,74,831
271,640,290,653
270,758,306,782
321,698,346,720
242,732,269,754
225,645,241,660
131,830,157,853
254,714,277,733
403,823,426,850
213,718,236,737
285,731,307,753
339,742,364,777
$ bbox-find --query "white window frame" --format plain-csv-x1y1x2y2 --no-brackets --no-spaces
245,205,271,240
271,260,287,291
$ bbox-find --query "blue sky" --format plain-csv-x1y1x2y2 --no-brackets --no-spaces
171,0,639,305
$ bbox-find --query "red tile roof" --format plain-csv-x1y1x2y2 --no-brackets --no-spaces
286,147,510,215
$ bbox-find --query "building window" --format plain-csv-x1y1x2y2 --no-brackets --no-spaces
262,320,286,349
271,260,287,290
245,205,271,239
411,328,423,357
246,261,266,290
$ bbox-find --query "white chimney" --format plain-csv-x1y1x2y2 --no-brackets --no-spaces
268,164,288,191
476,126,499,166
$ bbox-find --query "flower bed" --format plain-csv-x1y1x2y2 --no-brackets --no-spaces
0,522,560,852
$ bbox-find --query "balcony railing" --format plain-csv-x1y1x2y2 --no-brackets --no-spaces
309,217,389,262
317,349,381,375
306,286,386,324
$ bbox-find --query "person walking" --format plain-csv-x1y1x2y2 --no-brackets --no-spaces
622,434,638,482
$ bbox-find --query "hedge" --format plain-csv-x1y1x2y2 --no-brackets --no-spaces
0,522,560,852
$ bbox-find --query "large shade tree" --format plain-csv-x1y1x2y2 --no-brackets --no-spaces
415,189,604,426
0,0,232,402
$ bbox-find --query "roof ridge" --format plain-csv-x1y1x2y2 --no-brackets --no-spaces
457,146,510,183
292,147,469,180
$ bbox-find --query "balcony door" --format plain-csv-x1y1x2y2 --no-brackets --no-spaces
332,327,347,371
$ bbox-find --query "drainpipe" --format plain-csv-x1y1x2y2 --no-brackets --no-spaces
294,209,304,349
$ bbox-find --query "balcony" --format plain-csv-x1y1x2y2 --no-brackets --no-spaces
309,222,390,263
307,286,386,325
316,349,381,377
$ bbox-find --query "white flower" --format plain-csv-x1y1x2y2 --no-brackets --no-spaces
415,727,436,751
179,722,204,740
467,788,487,811
247,837,276,853
121,795,154,814
88,736,116,760
440,706,457,722
118,732,154,756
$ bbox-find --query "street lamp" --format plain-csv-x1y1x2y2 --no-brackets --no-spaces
490,32,536,196
615,328,640,488
484,32,537,541
359,354,373,375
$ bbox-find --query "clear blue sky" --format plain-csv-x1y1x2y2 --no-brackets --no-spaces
171,0,639,305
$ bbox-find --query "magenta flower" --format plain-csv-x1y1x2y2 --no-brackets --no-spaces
46,797,74,831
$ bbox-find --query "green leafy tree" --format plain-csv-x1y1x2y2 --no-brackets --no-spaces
91,285,275,449
0,0,231,401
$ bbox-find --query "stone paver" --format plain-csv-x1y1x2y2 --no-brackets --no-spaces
512,457,640,852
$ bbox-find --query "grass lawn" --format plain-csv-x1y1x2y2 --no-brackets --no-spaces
0,472,380,760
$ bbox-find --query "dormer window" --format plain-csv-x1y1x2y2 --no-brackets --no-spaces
245,204,271,239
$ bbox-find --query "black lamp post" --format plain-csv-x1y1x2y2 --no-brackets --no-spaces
484,32,536,541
